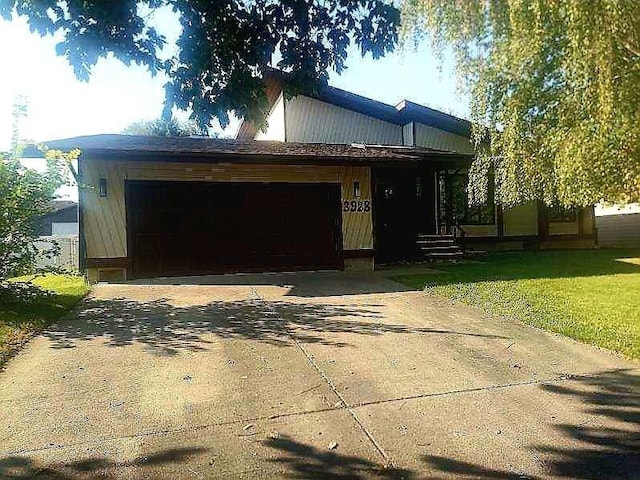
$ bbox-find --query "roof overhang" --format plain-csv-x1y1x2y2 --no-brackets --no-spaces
25,135,474,168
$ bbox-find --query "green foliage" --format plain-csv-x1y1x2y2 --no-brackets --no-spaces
0,99,72,279
122,115,204,137
1,274,89,366
2,1,400,131
0,155,68,278
402,0,640,207
393,249,640,359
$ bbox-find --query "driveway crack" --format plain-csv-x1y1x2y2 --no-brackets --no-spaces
249,286,396,470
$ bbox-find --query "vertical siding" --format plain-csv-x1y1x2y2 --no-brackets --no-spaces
581,207,594,234
414,123,475,154
255,92,285,141
402,123,414,146
285,96,402,145
340,166,374,250
82,159,373,259
504,203,538,236
81,158,127,258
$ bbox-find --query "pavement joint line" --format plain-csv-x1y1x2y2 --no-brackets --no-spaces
1,404,345,457
250,286,397,470
347,374,579,410
3,367,631,457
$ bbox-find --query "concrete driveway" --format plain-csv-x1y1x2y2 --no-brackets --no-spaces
1,271,638,479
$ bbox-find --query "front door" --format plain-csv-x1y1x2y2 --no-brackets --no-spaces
372,168,420,263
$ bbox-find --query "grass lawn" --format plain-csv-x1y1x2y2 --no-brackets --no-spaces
392,249,640,359
0,275,89,367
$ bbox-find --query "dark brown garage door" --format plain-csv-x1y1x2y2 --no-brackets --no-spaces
126,181,343,279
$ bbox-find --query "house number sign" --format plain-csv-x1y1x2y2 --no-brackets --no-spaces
342,199,372,213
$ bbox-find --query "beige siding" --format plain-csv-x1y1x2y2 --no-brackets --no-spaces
504,203,538,236
597,212,640,247
462,224,498,237
284,96,402,145
81,159,127,258
81,159,373,259
255,92,285,141
340,166,373,250
549,221,579,235
582,207,595,235
414,123,475,154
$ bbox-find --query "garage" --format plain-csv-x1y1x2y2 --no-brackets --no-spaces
126,180,343,279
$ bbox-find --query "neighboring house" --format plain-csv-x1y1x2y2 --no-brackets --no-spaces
32,201,80,271
36,74,595,282
35,201,79,236
596,204,640,248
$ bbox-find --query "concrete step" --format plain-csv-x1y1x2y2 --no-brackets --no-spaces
419,245,462,252
417,234,455,240
426,251,465,259
417,239,457,247
418,242,461,249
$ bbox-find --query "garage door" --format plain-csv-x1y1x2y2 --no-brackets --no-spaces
126,181,343,279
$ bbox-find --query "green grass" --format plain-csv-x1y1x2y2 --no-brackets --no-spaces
0,274,89,367
392,249,640,359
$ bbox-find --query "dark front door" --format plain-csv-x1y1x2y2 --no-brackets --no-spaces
372,168,421,263
126,181,342,279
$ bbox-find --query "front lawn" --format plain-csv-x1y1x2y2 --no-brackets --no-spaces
0,275,89,367
392,249,640,359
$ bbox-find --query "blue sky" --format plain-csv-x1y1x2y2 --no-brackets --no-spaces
0,9,469,152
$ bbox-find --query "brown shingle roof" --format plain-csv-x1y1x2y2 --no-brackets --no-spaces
28,134,471,166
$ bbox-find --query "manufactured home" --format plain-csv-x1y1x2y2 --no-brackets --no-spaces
41,76,595,282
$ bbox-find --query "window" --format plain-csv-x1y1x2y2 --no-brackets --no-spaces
384,187,394,199
548,205,577,222
450,174,495,225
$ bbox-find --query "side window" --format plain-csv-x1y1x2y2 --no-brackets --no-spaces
549,206,577,222
451,174,495,225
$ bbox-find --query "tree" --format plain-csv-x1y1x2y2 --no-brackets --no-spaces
0,99,70,280
1,1,400,131
122,116,203,137
402,0,640,207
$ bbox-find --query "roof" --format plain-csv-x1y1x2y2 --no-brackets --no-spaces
236,71,472,140
28,134,472,166
317,87,472,137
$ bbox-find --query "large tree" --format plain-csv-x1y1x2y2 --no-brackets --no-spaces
122,115,203,137
1,1,399,130
403,0,640,207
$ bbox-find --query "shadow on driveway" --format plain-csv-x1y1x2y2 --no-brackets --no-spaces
45,296,506,355
0,447,208,479
419,368,640,480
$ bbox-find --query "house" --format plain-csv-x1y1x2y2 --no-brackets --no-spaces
39,76,595,282
34,200,79,236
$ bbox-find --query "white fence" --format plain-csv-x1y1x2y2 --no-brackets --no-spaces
34,235,80,272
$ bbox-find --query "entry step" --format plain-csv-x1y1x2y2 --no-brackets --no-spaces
417,233,465,262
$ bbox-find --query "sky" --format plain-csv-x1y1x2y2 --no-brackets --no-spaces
0,6,469,199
